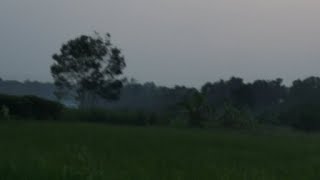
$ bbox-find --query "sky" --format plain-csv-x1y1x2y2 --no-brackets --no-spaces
0,0,320,87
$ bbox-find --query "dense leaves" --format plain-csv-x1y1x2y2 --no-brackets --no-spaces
51,33,126,107
0,94,63,120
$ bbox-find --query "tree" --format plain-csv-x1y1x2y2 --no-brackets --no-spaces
220,103,255,129
51,33,126,108
180,91,208,127
289,77,320,105
201,77,246,107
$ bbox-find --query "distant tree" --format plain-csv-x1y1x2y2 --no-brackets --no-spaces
289,77,320,105
51,33,126,108
180,91,208,127
250,78,287,110
201,77,247,107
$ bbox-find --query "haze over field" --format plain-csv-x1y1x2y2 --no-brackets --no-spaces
1,0,320,87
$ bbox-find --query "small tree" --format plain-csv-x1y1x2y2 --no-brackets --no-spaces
180,92,208,127
51,33,126,108
220,103,255,129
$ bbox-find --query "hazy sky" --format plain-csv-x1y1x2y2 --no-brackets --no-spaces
1,0,320,87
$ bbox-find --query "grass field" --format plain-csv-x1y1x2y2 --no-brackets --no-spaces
0,122,320,180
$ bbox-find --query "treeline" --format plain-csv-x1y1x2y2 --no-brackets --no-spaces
89,76,320,131
2,76,320,131
104,76,319,113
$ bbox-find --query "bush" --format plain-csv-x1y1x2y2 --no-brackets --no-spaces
279,104,320,131
0,94,64,120
219,104,256,129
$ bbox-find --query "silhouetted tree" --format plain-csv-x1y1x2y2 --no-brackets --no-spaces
289,77,320,106
250,78,287,110
201,77,246,107
51,33,126,108
180,91,208,127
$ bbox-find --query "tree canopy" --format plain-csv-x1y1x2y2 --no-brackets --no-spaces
51,33,126,107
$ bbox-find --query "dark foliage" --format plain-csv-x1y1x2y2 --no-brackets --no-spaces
3,76,320,130
219,103,255,129
51,33,126,107
179,92,208,127
279,104,320,131
202,77,286,111
0,94,64,120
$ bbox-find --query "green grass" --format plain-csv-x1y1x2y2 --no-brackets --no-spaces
0,122,320,179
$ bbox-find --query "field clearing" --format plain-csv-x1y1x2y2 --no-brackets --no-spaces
0,122,320,179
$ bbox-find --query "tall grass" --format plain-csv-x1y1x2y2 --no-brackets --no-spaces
0,122,319,179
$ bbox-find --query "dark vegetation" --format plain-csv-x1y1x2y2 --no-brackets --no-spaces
2,76,320,131
0,94,63,120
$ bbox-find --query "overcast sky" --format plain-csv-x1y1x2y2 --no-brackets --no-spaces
0,0,320,87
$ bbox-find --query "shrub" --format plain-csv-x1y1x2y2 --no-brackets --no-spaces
279,104,320,131
220,103,256,129
25,95,64,120
0,94,64,120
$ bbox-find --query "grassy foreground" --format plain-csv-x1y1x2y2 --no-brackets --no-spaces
0,122,319,180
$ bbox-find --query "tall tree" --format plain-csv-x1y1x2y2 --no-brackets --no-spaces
51,33,126,108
